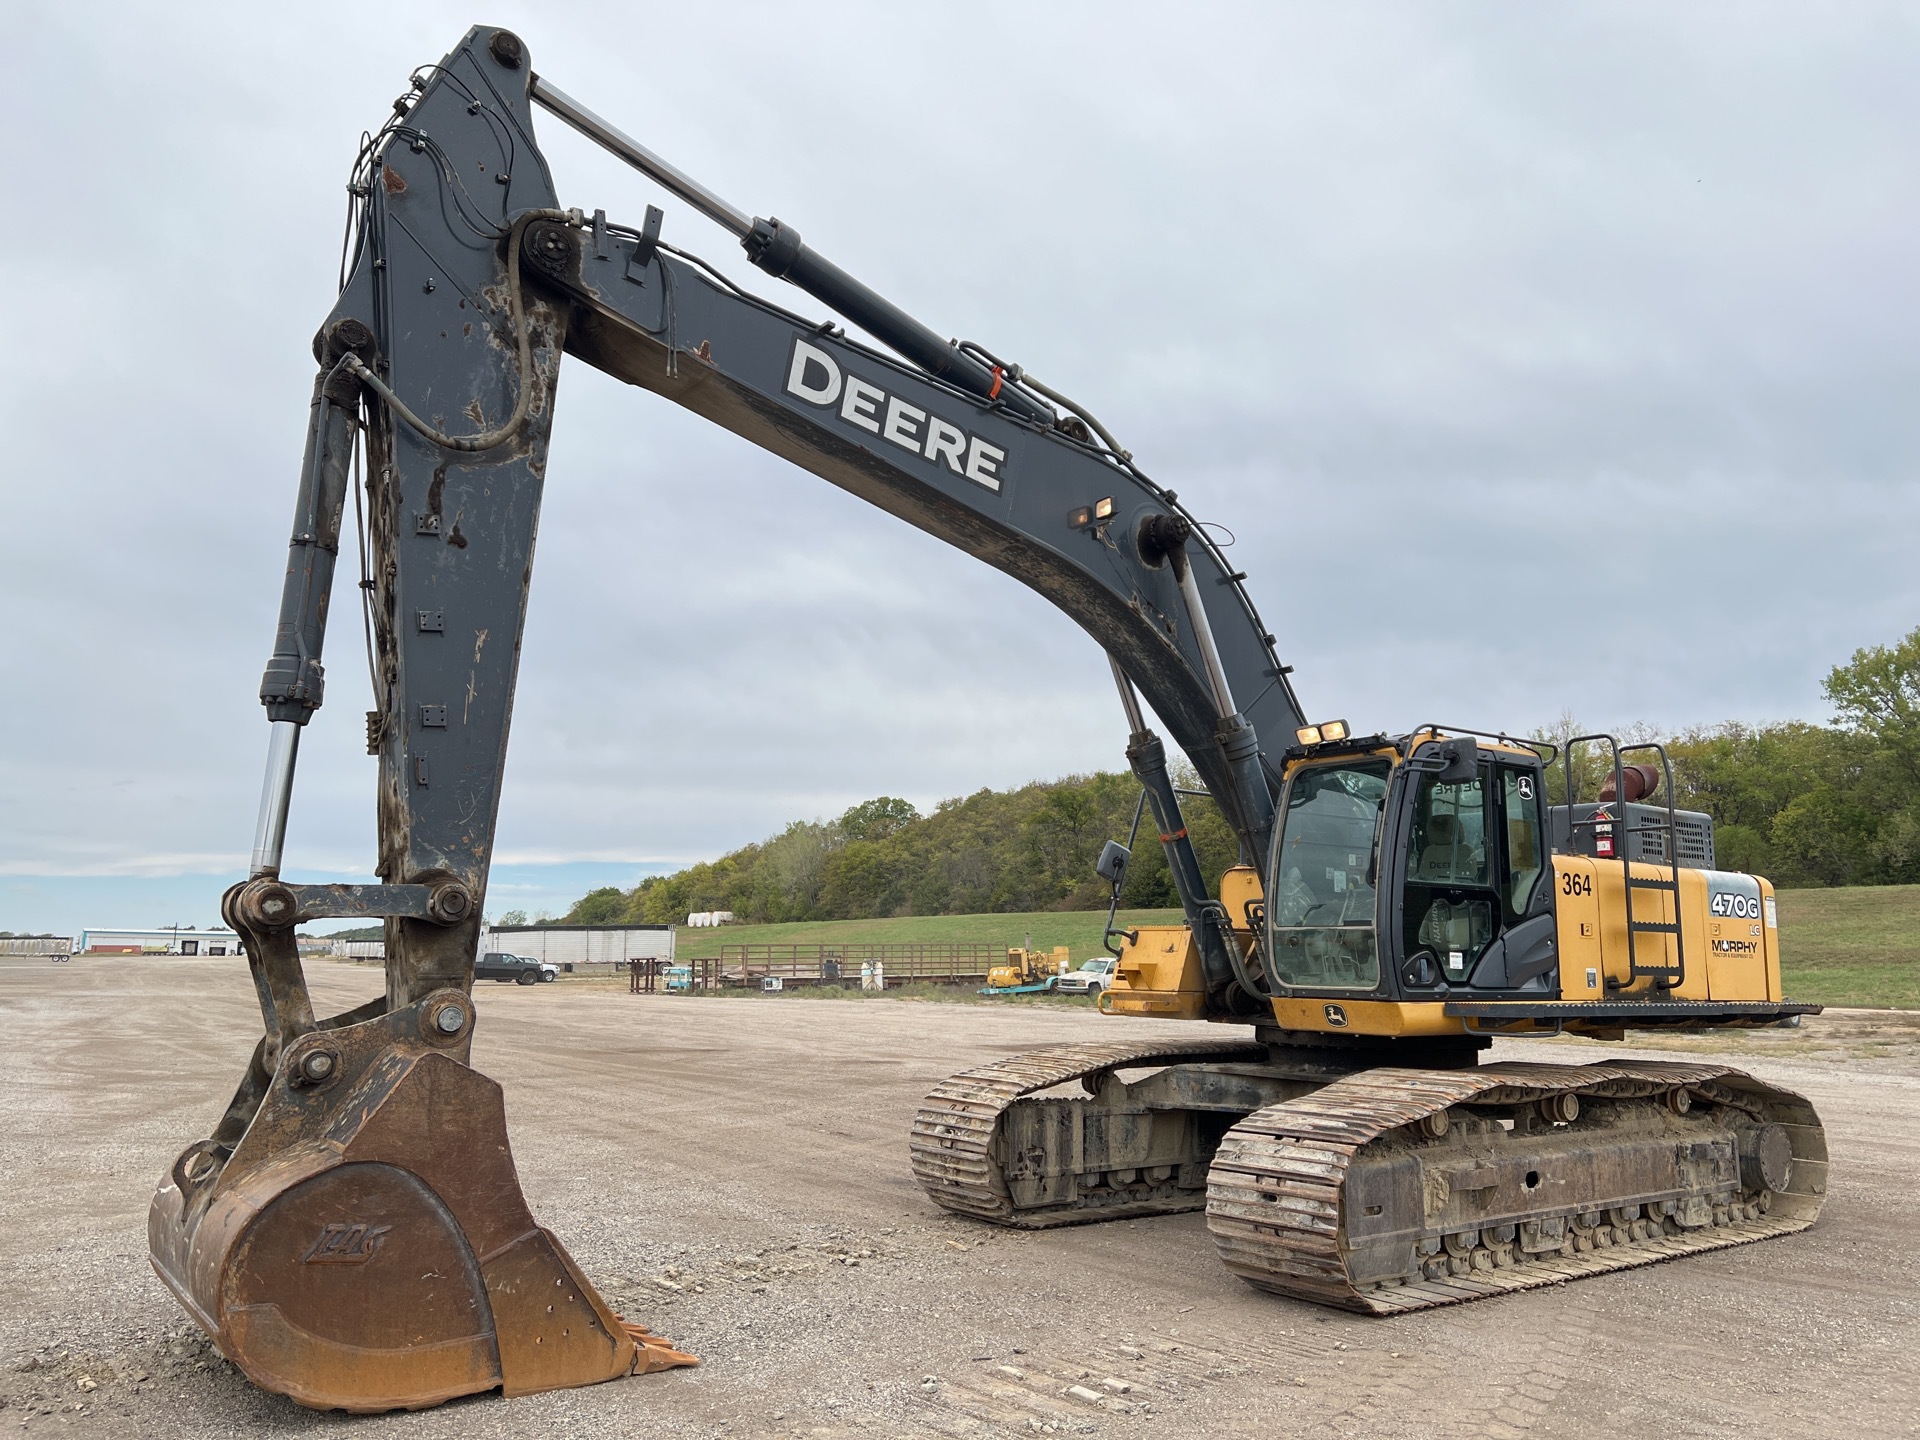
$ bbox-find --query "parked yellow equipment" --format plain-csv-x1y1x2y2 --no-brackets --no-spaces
983,946,1073,995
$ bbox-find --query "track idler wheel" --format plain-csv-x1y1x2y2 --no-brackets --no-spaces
148,990,694,1412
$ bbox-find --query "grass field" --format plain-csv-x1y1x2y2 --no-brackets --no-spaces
668,886,1919,1009
1775,883,1920,1009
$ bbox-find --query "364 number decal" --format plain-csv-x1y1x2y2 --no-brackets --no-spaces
1561,872,1593,897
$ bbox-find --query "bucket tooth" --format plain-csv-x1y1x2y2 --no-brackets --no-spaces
148,989,694,1413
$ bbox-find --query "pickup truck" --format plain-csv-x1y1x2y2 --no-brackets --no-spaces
474,952,558,985
1053,957,1117,996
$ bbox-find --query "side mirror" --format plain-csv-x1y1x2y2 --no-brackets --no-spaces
1436,738,1480,785
1095,840,1131,888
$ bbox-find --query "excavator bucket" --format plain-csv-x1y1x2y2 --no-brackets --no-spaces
148,986,694,1412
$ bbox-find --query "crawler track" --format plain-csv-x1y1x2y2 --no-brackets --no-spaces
909,1038,1268,1225
1206,1060,1827,1313
913,1047,1827,1313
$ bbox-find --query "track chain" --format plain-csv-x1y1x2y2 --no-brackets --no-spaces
909,1038,1267,1224
1206,1059,1828,1313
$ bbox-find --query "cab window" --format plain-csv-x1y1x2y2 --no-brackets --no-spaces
1409,769,1489,887
1266,759,1391,991
1502,767,1545,920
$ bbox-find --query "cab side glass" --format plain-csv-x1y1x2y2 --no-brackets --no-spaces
1502,767,1547,919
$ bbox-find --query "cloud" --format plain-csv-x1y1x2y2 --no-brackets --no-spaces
3,2,1914,931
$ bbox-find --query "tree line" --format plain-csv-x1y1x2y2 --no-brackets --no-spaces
559,626,1920,925
1640,626,1920,886
563,776,1241,927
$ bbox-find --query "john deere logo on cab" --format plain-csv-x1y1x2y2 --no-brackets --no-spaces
785,338,1008,493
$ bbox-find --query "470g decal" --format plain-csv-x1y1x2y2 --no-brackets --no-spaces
1708,890,1762,920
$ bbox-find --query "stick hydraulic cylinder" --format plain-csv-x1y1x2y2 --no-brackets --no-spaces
248,363,357,876
258,365,358,725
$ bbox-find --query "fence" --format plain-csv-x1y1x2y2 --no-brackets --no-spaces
701,942,1005,989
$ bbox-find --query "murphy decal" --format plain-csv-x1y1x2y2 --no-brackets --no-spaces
785,338,1007,493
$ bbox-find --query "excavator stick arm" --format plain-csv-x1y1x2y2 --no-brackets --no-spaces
151,27,671,1411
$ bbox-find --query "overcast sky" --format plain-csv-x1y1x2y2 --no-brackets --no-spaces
3,3,1915,934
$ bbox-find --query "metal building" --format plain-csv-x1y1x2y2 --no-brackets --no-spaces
78,927,243,956
480,923,675,971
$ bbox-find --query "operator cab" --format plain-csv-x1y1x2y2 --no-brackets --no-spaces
1263,732,1556,1002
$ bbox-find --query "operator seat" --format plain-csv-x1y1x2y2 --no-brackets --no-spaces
1416,814,1461,880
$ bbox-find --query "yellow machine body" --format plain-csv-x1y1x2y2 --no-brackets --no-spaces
1549,857,1782,1005
1100,927,1209,1019
1101,736,1794,1041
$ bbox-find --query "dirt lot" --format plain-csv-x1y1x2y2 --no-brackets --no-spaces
1,957,1915,1439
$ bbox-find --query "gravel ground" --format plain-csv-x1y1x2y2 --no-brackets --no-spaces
1,957,1915,1438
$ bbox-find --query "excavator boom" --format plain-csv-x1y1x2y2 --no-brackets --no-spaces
154,24,1301,1411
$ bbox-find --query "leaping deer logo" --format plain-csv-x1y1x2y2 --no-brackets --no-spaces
302,1222,394,1265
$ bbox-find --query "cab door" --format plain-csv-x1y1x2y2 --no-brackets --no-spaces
1391,755,1556,994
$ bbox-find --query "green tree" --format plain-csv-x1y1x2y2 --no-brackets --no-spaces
1769,788,1867,887
1867,806,1920,884
1826,625,1920,784
565,887,627,924
818,838,899,917
838,796,919,843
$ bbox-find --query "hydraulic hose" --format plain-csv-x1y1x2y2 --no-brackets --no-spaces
346,207,578,452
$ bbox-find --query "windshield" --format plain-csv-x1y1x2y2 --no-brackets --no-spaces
1266,760,1391,990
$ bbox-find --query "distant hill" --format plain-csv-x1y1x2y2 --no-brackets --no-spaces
561,770,1238,929
563,624,1920,931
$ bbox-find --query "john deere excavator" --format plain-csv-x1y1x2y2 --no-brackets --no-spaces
155,25,1827,1412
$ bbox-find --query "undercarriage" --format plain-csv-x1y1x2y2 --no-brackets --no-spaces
910,1036,1826,1312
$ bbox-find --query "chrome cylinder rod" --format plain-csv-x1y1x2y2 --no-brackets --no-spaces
531,77,753,238
1172,563,1238,721
1107,654,1148,735
248,721,301,878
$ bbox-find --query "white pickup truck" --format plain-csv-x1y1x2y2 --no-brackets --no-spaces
1052,957,1117,996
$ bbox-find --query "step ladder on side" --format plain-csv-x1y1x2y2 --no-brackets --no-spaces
1563,734,1687,994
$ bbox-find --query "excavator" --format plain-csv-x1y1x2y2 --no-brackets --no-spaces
152,24,1828,1413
